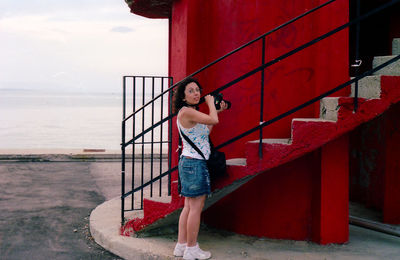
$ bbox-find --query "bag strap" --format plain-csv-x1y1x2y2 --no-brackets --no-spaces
178,125,207,160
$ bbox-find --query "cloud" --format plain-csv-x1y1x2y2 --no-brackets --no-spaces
52,72,67,78
0,0,169,93
110,26,134,33
0,0,127,18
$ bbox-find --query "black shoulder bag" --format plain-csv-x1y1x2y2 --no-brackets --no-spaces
178,127,227,181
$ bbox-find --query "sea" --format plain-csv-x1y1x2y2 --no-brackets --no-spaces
0,89,168,152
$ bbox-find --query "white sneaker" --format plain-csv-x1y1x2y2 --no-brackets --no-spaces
183,244,211,260
173,242,186,257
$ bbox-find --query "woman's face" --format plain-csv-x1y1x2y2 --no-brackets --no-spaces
183,82,201,105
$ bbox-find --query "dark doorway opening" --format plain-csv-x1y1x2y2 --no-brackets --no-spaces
349,0,400,76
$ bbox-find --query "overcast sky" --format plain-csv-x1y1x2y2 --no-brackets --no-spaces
0,0,168,93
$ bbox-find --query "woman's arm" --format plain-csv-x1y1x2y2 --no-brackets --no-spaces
207,100,228,132
181,95,218,127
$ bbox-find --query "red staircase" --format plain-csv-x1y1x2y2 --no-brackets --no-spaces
121,46,400,243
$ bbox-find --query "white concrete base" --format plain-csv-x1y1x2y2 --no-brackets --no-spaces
90,197,400,260
90,197,175,260
89,173,256,257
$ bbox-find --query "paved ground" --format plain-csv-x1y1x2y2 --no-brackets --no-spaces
0,159,123,260
1,156,400,260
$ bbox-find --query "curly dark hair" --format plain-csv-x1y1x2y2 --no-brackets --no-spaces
173,77,202,113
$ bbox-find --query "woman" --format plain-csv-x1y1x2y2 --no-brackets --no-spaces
173,77,227,260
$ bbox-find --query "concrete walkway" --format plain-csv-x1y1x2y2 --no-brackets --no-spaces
91,194,400,260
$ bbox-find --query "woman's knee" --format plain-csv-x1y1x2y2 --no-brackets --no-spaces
187,195,206,212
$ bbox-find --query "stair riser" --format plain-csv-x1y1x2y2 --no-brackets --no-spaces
291,120,337,147
320,98,339,121
350,76,381,99
393,38,400,55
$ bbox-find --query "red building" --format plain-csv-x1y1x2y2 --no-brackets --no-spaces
121,0,400,244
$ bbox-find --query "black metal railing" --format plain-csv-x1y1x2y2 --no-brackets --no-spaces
121,0,400,225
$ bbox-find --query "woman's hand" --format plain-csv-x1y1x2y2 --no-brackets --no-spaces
204,95,215,107
217,100,228,113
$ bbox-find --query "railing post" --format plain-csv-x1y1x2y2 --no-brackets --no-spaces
259,36,266,158
353,0,361,112
121,76,126,225
168,77,173,196
140,77,145,209
150,77,155,197
132,77,136,210
159,78,164,197
121,122,126,225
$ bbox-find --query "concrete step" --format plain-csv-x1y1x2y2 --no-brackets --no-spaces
350,75,381,99
373,55,400,76
293,118,336,123
320,97,340,121
145,196,172,204
227,158,247,166
248,138,291,145
393,38,400,55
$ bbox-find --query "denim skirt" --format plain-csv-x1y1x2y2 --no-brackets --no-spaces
178,156,211,197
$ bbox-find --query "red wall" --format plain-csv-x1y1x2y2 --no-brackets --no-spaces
170,0,349,163
168,0,350,241
203,152,319,240
349,116,386,209
203,135,350,243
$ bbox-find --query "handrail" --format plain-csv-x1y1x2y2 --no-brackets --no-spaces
215,54,400,150
122,0,338,123
124,0,400,147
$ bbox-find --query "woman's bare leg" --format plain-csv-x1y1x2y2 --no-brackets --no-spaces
177,197,190,244
186,195,206,247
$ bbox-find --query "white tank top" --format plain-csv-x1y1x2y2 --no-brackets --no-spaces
177,118,210,160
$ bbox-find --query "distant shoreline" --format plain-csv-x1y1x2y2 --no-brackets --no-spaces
0,149,167,162
0,148,120,155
